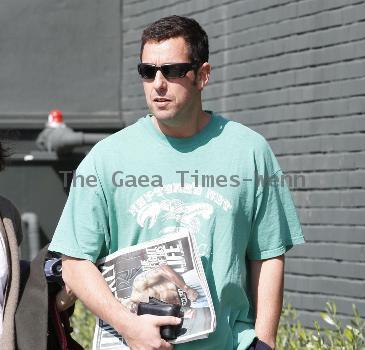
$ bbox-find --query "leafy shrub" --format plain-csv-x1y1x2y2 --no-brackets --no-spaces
71,300,96,350
277,301,365,350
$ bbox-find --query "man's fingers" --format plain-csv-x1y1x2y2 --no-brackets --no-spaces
64,283,75,297
153,315,181,326
160,339,173,349
56,286,77,311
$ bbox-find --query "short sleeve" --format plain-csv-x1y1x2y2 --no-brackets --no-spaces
247,143,305,260
49,150,110,262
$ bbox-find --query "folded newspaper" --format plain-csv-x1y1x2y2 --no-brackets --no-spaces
92,231,216,349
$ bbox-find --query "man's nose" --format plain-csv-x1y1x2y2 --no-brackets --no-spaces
153,70,167,91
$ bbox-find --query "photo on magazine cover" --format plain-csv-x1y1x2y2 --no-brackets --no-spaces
93,234,214,349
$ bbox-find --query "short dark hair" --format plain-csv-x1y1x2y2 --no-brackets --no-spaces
0,142,9,171
140,15,209,65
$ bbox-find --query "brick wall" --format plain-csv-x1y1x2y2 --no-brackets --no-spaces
122,0,365,327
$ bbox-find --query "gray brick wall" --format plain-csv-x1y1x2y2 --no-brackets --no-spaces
121,0,365,327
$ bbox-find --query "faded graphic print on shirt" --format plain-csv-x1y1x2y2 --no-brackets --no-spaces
128,182,233,257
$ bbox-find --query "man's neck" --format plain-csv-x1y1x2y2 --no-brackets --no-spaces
151,111,211,138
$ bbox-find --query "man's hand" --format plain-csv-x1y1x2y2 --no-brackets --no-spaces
121,313,181,350
56,284,77,311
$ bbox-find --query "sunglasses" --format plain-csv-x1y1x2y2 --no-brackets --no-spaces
138,62,199,79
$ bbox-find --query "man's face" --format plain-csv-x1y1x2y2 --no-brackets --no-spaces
140,37,203,126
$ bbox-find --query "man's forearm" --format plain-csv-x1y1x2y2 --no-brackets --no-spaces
61,255,137,334
250,255,285,349
62,256,179,350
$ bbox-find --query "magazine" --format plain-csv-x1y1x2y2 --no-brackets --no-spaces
92,231,216,350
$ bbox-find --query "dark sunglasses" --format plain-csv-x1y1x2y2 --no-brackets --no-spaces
138,62,199,79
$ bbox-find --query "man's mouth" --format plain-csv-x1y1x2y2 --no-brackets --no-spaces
154,97,171,102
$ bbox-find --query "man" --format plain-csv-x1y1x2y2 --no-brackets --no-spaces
49,15,305,350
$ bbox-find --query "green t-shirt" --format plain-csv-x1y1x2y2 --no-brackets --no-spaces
49,112,305,350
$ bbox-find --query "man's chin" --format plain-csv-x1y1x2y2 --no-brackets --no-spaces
152,111,176,122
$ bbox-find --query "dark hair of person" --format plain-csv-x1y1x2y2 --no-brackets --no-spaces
140,15,209,66
0,142,8,171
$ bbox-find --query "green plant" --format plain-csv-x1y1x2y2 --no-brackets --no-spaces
277,301,365,350
71,300,96,350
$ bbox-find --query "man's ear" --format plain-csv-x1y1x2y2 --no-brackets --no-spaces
196,62,211,91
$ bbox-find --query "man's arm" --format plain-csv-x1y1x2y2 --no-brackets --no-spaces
62,255,181,350
250,255,284,350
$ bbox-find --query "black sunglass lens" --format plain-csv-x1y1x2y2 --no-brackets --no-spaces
161,65,186,78
140,65,156,79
